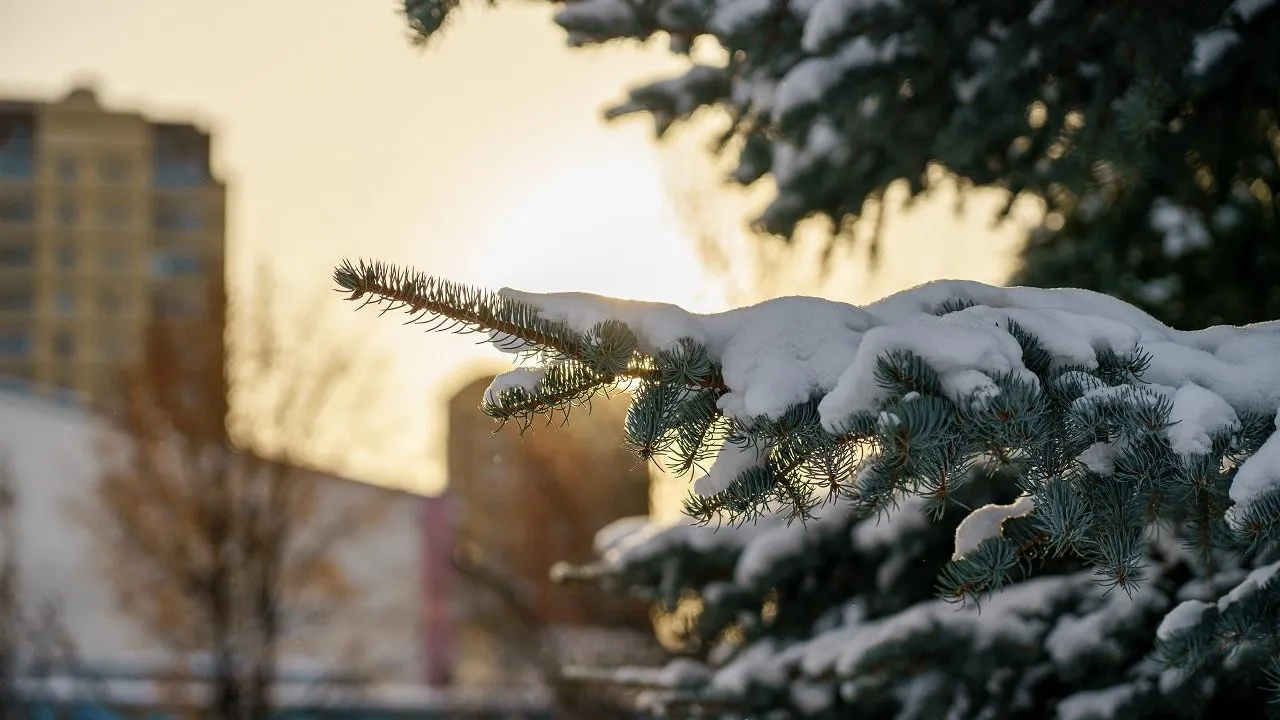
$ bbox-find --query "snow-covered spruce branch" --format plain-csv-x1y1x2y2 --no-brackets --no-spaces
336,259,1280,598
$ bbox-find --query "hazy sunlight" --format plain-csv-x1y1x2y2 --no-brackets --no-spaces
471,147,723,313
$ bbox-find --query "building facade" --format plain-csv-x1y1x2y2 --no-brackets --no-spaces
0,86,224,407
445,375,661,689
0,387,545,718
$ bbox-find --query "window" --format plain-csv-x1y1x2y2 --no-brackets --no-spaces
100,245,131,273
154,204,203,231
0,197,33,223
102,200,130,227
56,156,77,184
53,332,73,358
100,155,131,184
57,199,76,227
151,251,204,276
56,289,75,315
0,246,31,267
0,117,34,179
99,286,125,314
56,244,75,269
0,289,31,311
153,125,211,187
0,331,29,356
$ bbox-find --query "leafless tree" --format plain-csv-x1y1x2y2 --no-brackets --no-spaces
0,459,103,720
91,273,391,720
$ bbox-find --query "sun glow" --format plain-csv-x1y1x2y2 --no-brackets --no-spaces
469,144,723,313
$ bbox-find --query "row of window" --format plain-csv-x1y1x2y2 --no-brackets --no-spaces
0,288,134,314
53,154,132,185
0,245,131,271
0,245,203,271
0,197,206,230
0,316,193,358
0,130,211,187
0,123,33,179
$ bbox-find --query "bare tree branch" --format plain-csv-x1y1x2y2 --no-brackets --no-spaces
90,274,389,720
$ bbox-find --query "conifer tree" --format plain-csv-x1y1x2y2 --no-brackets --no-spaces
337,260,1280,718
402,0,1278,331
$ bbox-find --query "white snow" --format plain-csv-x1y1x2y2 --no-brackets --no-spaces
1165,382,1240,457
1055,684,1134,720
1216,557,1280,612
951,495,1036,561
713,296,874,420
694,440,770,497
768,120,851,186
1071,384,1170,422
1150,197,1212,258
1137,277,1178,305
709,639,788,693
774,36,901,118
1028,0,1055,25
953,74,986,104
894,671,947,718
709,0,775,36
483,367,546,404
819,313,1034,430
607,657,713,687
735,501,856,586
593,512,790,573
493,278,1280,517
796,573,1092,679
1046,581,1169,667
850,494,930,551
1077,442,1116,475
498,288,705,354
1156,599,1212,640
593,515,652,555
789,679,835,714
801,0,898,53
1233,0,1276,21
1189,28,1240,76
964,305,1141,371
1227,411,1280,505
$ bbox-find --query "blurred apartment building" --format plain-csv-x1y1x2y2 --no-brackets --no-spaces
0,85,224,406
0,87,552,718
0,384,547,719
444,375,664,688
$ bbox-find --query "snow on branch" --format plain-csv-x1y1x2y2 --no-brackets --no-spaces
335,260,1280,602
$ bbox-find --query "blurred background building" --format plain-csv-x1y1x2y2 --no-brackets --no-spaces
0,83,660,720
445,375,664,698
0,85,224,407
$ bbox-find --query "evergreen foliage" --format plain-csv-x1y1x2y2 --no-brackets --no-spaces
338,260,1280,718
401,0,1280,328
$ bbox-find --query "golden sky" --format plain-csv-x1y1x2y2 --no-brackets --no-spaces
0,0,1035,495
